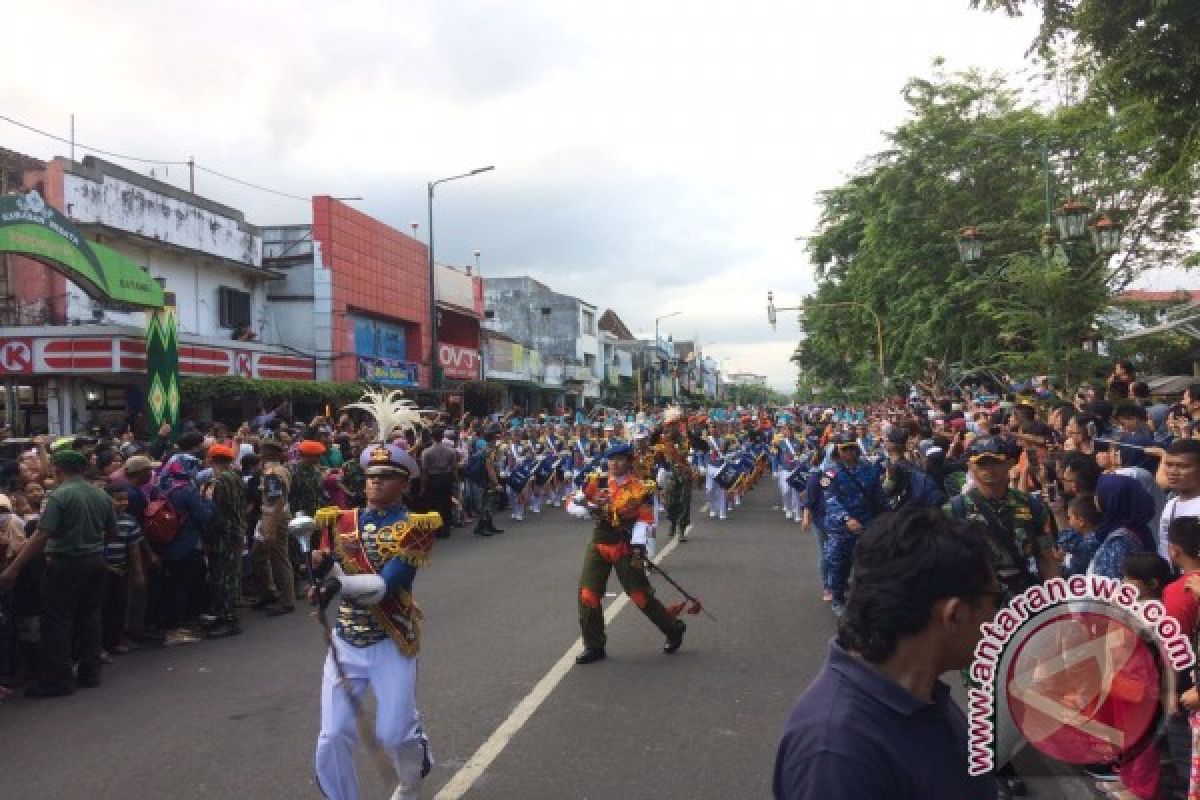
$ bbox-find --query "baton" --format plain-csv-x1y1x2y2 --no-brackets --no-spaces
644,559,717,622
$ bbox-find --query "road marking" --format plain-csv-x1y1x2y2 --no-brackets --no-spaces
434,535,684,799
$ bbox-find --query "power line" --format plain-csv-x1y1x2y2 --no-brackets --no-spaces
0,113,187,165
193,165,308,202
0,113,309,202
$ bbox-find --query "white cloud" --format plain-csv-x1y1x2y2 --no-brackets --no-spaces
1,0,1050,389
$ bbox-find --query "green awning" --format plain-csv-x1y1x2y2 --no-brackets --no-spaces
0,191,164,309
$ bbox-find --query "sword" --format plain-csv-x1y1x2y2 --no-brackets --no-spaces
644,559,716,621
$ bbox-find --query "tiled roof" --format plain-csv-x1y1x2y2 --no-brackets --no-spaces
1114,290,1200,305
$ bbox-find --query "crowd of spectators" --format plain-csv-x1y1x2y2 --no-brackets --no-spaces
0,406,508,700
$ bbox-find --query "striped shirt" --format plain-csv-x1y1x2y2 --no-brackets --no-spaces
104,513,143,573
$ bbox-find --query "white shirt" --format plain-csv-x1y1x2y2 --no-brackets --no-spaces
1159,493,1200,559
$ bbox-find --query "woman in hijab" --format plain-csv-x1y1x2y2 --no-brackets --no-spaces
1087,473,1155,578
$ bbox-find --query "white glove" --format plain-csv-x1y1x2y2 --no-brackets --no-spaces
339,574,387,605
630,520,650,546
565,492,591,520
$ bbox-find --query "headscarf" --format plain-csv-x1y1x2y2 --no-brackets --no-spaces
1094,473,1155,551
157,453,201,494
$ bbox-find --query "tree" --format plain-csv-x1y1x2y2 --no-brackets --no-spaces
795,66,1197,390
972,0,1200,186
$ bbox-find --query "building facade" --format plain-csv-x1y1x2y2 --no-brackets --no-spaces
483,276,600,411
1,155,312,434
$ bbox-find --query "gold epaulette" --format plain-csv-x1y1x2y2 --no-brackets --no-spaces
314,506,341,527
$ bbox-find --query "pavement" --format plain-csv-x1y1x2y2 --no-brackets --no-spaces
1,487,1105,799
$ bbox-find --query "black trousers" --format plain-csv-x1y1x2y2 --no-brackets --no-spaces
425,473,455,530
40,554,107,690
149,551,206,632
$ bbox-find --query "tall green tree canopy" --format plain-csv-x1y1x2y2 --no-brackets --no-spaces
972,0,1200,185
795,66,1197,392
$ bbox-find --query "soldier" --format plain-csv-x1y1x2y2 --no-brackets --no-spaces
570,443,686,665
944,435,1057,598
290,439,330,518
819,432,885,617
202,444,246,638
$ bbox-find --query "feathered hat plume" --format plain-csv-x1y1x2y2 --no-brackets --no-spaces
345,387,424,440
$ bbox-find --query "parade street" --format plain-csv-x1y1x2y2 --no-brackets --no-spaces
5,488,1091,800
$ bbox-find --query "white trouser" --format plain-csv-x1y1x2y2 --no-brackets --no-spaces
776,471,790,510
508,487,525,518
783,485,802,518
316,636,430,800
706,485,727,518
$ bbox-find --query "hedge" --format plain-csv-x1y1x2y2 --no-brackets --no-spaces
179,376,365,407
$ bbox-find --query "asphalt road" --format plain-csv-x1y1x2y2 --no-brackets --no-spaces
0,485,1099,799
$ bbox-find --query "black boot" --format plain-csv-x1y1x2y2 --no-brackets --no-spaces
575,647,606,665
206,620,242,639
473,522,492,537
664,621,686,654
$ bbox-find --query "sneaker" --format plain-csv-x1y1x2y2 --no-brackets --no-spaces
111,642,134,655
165,630,201,646
99,650,113,664
265,605,295,617
708,512,716,518
718,515,726,521
831,602,846,617
24,683,74,698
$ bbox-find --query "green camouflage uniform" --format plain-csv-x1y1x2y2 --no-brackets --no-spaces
206,468,247,623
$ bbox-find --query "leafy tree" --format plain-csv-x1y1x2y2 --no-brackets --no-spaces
795,66,1197,390
972,0,1200,185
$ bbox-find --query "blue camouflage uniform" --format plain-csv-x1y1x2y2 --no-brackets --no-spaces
820,460,884,603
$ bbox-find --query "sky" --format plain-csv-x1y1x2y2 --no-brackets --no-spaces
2,0,1147,391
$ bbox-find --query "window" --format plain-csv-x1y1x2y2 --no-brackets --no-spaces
584,353,596,368
484,310,495,319
218,286,252,329
581,309,595,335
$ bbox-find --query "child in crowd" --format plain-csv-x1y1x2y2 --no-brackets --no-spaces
1055,495,1103,577
102,485,145,657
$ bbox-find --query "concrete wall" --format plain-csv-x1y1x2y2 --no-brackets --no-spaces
62,236,270,338
62,157,260,265
13,158,270,339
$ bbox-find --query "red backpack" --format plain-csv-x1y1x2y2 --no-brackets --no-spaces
143,494,182,545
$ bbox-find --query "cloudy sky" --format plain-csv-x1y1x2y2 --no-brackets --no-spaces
1,1,1095,388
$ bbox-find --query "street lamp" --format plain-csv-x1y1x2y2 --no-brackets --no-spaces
769,291,886,389
427,165,494,392
654,311,681,404
1053,199,1092,241
956,226,985,265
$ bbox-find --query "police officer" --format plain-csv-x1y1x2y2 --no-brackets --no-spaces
883,431,948,511
819,432,885,617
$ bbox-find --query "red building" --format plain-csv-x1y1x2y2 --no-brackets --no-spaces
311,196,433,387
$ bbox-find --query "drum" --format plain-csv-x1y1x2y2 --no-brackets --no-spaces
507,463,533,492
714,462,736,489
786,466,808,491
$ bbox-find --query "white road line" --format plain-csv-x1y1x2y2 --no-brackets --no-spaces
433,535,684,799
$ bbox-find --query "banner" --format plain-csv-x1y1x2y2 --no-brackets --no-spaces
0,191,163,308
145,304,180,435
358,356,420,387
